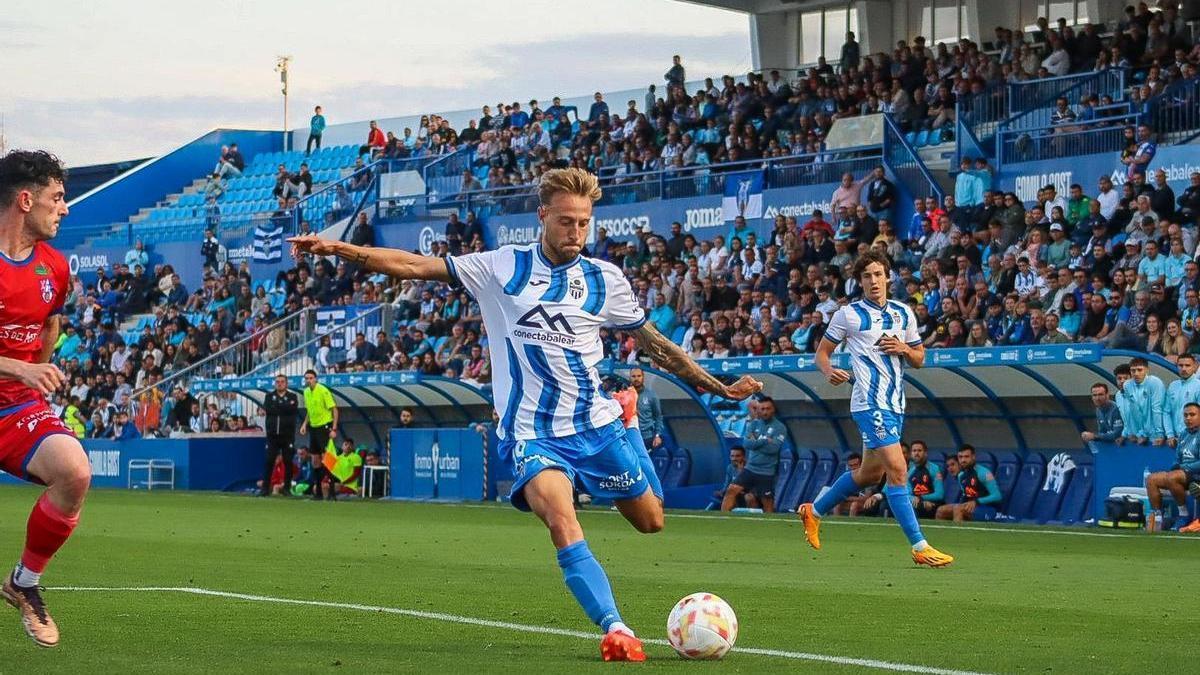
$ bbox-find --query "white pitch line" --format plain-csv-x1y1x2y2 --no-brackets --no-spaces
49,586,991,675
453,502,1200,541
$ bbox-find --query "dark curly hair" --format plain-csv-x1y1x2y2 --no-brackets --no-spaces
0,150,67,209
851,249,891,283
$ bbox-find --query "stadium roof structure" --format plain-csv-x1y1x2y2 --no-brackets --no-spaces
195,347,1177,456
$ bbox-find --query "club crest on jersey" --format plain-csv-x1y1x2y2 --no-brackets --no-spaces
569,278,585,300
40,279,55,304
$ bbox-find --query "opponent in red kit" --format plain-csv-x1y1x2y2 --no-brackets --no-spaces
0,150,90,648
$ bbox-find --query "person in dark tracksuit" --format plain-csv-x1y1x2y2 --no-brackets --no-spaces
260,374,299,497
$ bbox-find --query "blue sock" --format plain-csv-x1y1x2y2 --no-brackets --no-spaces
557,540,622,632
627,428,663,501
883,484,926,547
813,471,860,517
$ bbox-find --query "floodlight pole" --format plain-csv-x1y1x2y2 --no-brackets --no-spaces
276,55,292,152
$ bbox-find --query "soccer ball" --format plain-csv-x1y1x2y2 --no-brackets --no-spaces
666,592,738,660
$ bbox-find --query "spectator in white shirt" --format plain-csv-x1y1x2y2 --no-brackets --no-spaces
1095,174,1119,220
1042,37,1071,77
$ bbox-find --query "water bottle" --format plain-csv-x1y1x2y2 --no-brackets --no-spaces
1143,466,1151,486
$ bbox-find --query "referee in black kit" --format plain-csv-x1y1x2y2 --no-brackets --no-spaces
260,374,299,497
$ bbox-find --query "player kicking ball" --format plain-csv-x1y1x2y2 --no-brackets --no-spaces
797,251,954,568
290,168,762,661
0,150,93,646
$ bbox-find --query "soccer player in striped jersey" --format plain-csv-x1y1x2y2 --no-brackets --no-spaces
290,168,762,661
797,251,954,567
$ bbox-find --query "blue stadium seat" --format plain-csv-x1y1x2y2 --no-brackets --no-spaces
915,129,929,147
800,449,839,504
776,449,815,513
1002,452,1046,520
993,452,1022,512
649,446,670,483
975,450,997,473
670,325,687,346
772,448,797,503
662,448,691,489
1054,454,1093,525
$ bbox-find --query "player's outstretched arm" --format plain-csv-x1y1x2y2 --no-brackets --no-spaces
630,323,762,400
287,235,452,283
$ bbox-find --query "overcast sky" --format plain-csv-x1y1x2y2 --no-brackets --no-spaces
0,0,750,167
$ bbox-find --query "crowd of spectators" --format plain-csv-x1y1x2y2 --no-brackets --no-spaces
37,5,1200,448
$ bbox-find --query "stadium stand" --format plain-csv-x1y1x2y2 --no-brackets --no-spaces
26,6,1200,525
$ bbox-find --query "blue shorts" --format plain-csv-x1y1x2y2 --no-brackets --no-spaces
851,409,904,450
499,419,663,512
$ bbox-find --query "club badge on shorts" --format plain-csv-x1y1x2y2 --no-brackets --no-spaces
40,279,55,304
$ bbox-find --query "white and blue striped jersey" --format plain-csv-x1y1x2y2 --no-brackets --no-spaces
446,243,646,441
823,298,921,414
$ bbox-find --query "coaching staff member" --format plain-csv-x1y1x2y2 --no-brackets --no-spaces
260,374,299,497
299,369,339,500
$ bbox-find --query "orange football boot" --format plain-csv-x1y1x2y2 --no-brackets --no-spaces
797,503,822,550
601,629,647,662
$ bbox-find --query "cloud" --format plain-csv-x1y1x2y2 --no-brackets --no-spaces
6,30,751,166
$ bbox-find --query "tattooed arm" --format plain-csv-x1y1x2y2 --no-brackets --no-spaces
630,322,762,400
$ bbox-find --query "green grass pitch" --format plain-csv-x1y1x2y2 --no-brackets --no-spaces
0,487,1195,673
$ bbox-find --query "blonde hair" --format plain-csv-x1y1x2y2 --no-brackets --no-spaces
538,168,601,207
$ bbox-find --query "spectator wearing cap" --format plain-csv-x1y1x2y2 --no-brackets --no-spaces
1045,223,1070,269
1119,239,1142,275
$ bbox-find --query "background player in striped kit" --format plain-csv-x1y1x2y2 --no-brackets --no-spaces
797,251,954,567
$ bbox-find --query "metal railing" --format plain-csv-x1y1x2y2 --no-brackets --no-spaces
1142,76,1200,145
129,307,315,434
882,113,944,204
244,304,391,379
291,160,385,235
955,117,988,166
958,70,1128,152
998,69,1128,135
997,115,1139,166
429,147,882,218
423,148,475,203
956,81,1008,151
998,113,1137,164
